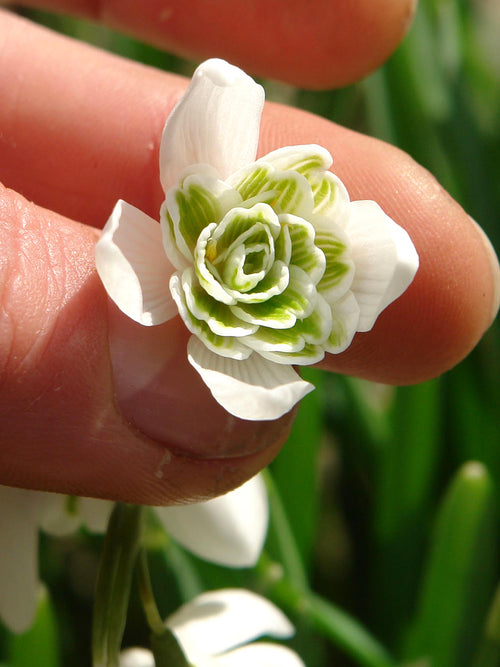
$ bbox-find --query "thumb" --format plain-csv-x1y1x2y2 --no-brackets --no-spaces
0,185,292,504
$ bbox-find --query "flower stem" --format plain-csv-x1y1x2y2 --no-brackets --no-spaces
136,546,191,667
136,547,165,636
92,503,144,667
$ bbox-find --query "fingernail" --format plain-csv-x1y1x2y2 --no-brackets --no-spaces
106,302,294,459
470,217,500,326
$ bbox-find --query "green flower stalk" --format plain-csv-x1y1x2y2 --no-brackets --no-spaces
96,59,419,421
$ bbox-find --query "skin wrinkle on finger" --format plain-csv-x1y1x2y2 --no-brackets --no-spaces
14,0,417,88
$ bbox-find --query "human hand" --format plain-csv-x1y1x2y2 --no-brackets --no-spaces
0,4,498,505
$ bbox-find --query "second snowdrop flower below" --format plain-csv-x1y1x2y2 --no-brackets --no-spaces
96,58,419,421
0,475,267,633
120,588,305,667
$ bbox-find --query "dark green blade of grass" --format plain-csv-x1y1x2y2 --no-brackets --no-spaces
269,368,325,571
370,380,443,647
403,462,497,667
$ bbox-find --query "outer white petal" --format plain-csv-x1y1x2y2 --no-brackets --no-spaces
259,144,333,172
119,648,155,667
0,486,39,633
167,589,294,661
95,200,177,326
212,642,305,667
155,475,268,567
187,336,313,420
325,291,361,354
160,59,264,191
346,201,419,331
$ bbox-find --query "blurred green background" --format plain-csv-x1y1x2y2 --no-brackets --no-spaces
2,0,500,665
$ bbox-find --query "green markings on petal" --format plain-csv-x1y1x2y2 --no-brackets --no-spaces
281,214,326,285
211,206,278,292
261,145,333,176
260,343,326,366
228,163,274,201
163,154,364,368
256,146,349,220
237,260,290,304
230,265,316,329
229,162,314,217
314,226,355,301
195,224,237,305
294,293,333,346
182,268,258,337
165,169,241,263
170,272,252,360
310,171,350,219
212,203,281,252
243,324,306,354
263,172,313,217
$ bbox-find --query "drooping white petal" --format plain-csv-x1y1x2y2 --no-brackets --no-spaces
38,493,112,536
95,200,177,326
187,336,313,420
0,486,39,633
155,475,268,568
168,589,294,661
346,201,419,331
38,493,81,537
119,648,155,667
160,59,264,192
212,642,305,667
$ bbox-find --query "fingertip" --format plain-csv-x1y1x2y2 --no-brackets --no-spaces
19,0,417,87
319,166,499,385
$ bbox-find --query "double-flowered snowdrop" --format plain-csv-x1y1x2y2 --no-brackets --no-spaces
119,588,305,667
95,58,419,422
0,475,267,633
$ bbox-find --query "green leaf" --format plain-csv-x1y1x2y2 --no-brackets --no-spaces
371,380,443,644
151,628,190,667
92,504,144,667
270,368,324,568
472,578,500,667
403,462,496,667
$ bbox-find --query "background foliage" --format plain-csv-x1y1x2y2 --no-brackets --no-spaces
2,0,500,665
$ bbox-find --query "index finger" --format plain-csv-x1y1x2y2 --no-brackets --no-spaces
0,10,498,387
16,0,416,87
